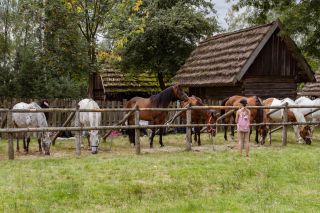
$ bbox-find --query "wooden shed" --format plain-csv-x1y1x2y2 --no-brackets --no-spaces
93,64,164,100
298,73,320,98
174,20,315,101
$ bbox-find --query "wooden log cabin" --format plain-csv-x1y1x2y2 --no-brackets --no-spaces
92,64,165,100
174,20,315,101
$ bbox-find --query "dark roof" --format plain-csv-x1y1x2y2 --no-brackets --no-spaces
99,64,162,94
298,74,320,97
174,20,314,87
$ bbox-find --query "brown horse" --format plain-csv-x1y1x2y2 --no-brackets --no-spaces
126,84,188,148
180,96,219,146
221,95,268,144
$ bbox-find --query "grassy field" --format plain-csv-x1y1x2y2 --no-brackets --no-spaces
0,129,319,212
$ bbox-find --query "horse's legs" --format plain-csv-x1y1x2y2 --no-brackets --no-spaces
16,138,20,152
268,125,272,144
293,125,302,143
149,128,155,148
26,136,30,153
197,128,201,146
38,137,42,153
127,118,135,146
22,135,27,152
87,134,90,150
224,126,228,141
255,126,259,144
193,129,196,144
159,127,164,147
230,125,235,141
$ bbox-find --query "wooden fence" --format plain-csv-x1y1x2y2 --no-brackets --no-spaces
0,98,187,129
1,104,320,160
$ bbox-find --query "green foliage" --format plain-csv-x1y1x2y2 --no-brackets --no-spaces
117,0,220,87
0,0,89,98
229,0,320,71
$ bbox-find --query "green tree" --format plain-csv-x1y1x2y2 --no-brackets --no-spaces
117,0,220,89
66,0,115,98
229,0,320,70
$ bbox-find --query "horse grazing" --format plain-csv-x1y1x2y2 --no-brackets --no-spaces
78,99,101,154
12,102,52,155
126,84,188,148
181,96,219,146
263,98,312,144
221,95,267,144
15,100,50,153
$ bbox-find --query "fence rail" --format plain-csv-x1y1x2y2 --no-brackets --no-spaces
1,104,320,160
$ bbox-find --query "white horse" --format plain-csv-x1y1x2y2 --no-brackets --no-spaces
78,99,101,154
263,98,312,144
12,102,52,155
295,96,320,142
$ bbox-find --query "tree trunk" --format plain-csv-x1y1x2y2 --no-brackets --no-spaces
157,72,166,90
87,41,96,99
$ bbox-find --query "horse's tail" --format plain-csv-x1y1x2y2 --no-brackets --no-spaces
220,97,229,122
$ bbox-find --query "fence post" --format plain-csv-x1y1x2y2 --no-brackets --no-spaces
75,105,81,155
134,106,140,155
282,102,288,146
185,107,192,151
7,109,14,160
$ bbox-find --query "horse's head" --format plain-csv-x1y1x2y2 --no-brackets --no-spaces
42,132,53,155
90,130,100,154
207,110,219,136
172,84,188,101
258,125,269,145
299,125,312,145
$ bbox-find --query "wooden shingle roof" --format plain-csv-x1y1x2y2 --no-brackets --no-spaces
100,65,162,94
298,74,320,97
174,20,314,86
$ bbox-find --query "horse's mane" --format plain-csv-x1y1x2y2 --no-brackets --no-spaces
150,86,174,108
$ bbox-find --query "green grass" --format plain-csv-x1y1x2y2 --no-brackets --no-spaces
0,129,319,212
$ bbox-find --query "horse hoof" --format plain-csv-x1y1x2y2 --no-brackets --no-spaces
91,151,98,154
45,152,50,155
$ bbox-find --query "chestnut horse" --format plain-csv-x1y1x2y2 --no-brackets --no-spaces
126,84,188,148
221,95,267,144
181,96,219,146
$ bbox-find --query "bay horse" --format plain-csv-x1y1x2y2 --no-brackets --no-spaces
78,99,101,154
12,102,52,155
126,84,188,148
221,95,267,144
181,96,219,146
263,97,312,144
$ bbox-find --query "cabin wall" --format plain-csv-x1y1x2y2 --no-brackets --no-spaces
245,32,303,78
242,77,297,99
189,86,243,101
242,31,300,99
